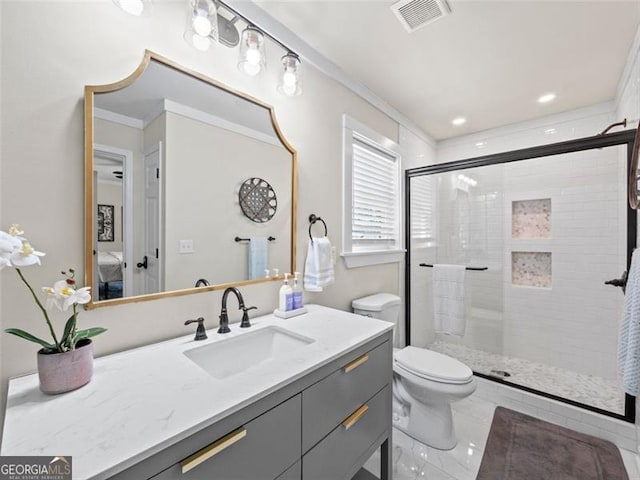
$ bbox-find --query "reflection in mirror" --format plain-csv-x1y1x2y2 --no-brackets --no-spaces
85,51,296,308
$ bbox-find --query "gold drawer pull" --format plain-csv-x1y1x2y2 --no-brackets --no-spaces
343,354,369,373
181,427,247,474
342,404,369,430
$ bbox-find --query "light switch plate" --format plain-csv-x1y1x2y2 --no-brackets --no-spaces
179,239,194,253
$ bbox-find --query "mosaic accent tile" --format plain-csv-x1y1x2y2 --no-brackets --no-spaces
512,251,552,288
429,340,625,414
512,198,551,239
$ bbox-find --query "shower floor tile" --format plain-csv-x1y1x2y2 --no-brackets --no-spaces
428,340,625,415
363,395,640,480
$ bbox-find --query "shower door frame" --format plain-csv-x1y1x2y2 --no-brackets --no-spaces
404,128,638,423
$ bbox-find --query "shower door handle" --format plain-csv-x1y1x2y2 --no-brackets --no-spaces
605,271,627,293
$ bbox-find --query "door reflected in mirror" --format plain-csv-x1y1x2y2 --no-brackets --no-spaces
85,51,296,308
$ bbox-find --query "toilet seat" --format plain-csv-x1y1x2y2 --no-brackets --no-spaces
395,346,473,384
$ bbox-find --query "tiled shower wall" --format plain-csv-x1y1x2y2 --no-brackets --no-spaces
502,147,626,380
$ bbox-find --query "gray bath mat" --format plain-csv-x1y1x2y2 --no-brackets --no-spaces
476,407,628,480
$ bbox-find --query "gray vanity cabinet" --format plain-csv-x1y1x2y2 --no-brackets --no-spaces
150,395,301,480
109,332,392,480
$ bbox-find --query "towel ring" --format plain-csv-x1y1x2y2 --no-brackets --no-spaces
308,214,327,241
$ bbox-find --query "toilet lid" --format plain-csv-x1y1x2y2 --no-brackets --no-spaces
395,346,473,383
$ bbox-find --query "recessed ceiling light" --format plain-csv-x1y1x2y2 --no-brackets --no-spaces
545,128,556,135
538,93,556,104
475,141,486,148
452,117,466,126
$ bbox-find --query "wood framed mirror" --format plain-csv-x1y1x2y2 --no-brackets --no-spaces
84,51,297,309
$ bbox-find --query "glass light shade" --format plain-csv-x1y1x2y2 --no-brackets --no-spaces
184,0,217,51
277,53,302,96
238,26,266,76
113,0,151,16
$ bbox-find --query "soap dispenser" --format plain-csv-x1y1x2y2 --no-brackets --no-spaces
279,273,293,312
292,272,303,310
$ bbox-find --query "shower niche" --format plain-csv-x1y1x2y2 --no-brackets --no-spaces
511,198,552,288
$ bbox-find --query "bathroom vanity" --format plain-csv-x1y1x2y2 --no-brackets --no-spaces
1,305,393,480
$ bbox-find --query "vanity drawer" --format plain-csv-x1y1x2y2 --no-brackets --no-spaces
302,340,390,452
151,395,301,480
302,385,391,480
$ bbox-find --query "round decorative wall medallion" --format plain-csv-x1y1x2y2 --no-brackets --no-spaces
238,177,277,223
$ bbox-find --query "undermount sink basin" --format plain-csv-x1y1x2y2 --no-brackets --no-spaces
184,326,315,379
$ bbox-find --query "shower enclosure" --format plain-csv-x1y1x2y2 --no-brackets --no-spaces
405,129,638,422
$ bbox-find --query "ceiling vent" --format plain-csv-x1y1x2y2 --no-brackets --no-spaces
391,0,451,33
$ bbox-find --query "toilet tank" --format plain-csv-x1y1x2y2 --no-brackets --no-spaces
352,293,401,324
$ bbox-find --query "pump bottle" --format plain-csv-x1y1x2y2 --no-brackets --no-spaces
292,272,303,310
279,274,294,311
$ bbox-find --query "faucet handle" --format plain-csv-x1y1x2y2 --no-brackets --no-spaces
240,306,257,328
185,317,207,341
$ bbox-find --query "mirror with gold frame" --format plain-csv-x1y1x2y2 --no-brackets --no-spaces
84,51,297,309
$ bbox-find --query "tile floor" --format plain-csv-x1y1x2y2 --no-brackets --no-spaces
429,340,625,414
363,395,640,480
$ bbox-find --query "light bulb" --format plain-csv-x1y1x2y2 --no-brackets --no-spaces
242,62,261,76
192,15,212,37
245,48,261,66
282,83,297,96
282,71,297,87
118,0,144,15
191,33,211,51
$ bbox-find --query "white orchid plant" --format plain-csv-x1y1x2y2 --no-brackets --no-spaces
1,224,106,354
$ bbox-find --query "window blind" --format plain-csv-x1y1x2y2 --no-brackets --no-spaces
352,137,399,246
410,176,435,242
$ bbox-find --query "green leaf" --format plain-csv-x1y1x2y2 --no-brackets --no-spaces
60,314,77,348
72,327,107,345
4,328,56,350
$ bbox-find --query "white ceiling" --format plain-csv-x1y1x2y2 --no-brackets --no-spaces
256,0,640,140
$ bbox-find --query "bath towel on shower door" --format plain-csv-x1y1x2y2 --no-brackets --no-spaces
619,249,640,395
248,237,268,280
432,264,466,337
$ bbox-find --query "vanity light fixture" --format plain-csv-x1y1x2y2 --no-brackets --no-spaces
184,0,218,52
238,26,266,76
278,52,302,96
113,0,151,16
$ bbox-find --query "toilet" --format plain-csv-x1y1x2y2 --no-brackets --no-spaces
352,293,476,450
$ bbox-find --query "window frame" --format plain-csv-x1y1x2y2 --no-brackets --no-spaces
342,115,405,268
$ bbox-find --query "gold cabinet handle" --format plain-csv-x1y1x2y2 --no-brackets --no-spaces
341,404,369,430
343,353,368,373
181,427,247,474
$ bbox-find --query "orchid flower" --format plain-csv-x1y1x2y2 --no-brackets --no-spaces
10,241,45,267
2,225,106,353
47,280,91,311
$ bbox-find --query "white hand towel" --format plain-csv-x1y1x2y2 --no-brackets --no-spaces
432,264,466,337
619,249,640,395
248,237,268,280
303,237,335,292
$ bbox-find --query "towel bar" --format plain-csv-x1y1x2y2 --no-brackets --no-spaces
234,236,275,242
419,263,488,271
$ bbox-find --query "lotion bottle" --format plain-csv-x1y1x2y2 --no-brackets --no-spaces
279,273,293,312
292,272,303,310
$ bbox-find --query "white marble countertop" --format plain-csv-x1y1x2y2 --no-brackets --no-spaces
1,305,393,480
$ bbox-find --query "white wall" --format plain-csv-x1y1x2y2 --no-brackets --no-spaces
0,0,402,432
163,112,291,289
